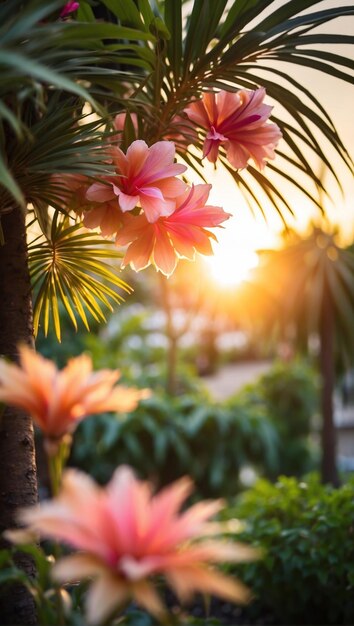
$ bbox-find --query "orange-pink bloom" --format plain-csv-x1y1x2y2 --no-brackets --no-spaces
86,140,187,223
83,201,123,237
19,466,256,624
113,112,138,135
185,88,282,170
0,346,147,440
115,184,231,276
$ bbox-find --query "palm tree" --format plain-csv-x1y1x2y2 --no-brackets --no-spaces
0,0,354,621
256,228,354,484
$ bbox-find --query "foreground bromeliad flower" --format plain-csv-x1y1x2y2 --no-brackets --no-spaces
18,466,257,624
86,140,187,223
0,346,147,440
115,184,231,276
185,88,282,170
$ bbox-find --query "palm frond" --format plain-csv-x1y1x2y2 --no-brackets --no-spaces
258,231,354,365
3,0,353,222
0,0,155,211
141,0,354,219
1,98,114,221
28,213,132,341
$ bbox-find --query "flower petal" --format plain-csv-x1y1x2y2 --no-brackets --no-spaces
86,183,115,203
117,192,140,212
140,196,175,223
86,574,130,625
132,580,167,619
152,228,177,276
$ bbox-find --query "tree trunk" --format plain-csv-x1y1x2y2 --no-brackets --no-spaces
319,295,339,486
0,207,38,624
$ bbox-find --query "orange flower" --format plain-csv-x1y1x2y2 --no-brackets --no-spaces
116,184,231,276
0,346,147,439
186,88,282,170
19,466,257,624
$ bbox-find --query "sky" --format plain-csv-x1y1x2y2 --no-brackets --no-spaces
201,1,354,284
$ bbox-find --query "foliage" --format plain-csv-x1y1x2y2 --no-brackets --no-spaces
0,543,84,625
230,359,319,476
0,541,225,626
71,359,319,495
71,393,280,498
225,475,354,625
1,0,354,336
257,229,354,367
29,214,131,341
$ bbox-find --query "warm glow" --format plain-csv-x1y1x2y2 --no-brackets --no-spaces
205,246,259,287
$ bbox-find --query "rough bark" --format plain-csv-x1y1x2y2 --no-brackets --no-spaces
0,206,38,624
319,295,339,486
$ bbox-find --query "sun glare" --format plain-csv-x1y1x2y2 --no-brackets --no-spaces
205,247,259,288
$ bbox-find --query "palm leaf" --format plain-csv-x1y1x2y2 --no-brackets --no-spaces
145,0,354,220
257,231,354,365
28,213,132,341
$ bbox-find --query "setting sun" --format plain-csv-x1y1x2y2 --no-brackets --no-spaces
205,246,259,287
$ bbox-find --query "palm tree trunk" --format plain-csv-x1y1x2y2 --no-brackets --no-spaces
0,206,38,624
319,295,339,486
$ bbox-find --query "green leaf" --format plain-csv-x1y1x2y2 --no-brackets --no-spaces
165,0,182,80
0,51,97,109
100,0,146,29
137,0,155,26
29,214,132,341
56,23,154,43
0,101,25,139
0,151,25,208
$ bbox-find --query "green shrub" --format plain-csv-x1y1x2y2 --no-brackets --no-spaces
225,475,354,624
229,359,319,477
71,394,279,498
71,359,319,498
258,359,319,437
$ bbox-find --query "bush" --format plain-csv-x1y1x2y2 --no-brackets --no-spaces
228,359,319,477
71,394,279,498
225,475,354,624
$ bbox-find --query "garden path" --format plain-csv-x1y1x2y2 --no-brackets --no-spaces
201,359,272,400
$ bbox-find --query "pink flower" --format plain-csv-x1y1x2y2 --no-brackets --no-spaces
113,112,138,135
116,184,231,277
185,88,282,170
19,466,256,624
60,1,79,17
83,201,123,237
86,140,187,223
0,346,148,440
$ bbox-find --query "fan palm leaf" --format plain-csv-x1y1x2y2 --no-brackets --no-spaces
28,213,132,341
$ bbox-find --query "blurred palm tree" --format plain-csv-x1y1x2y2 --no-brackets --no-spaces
256,227,354,484
1,0,354,620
